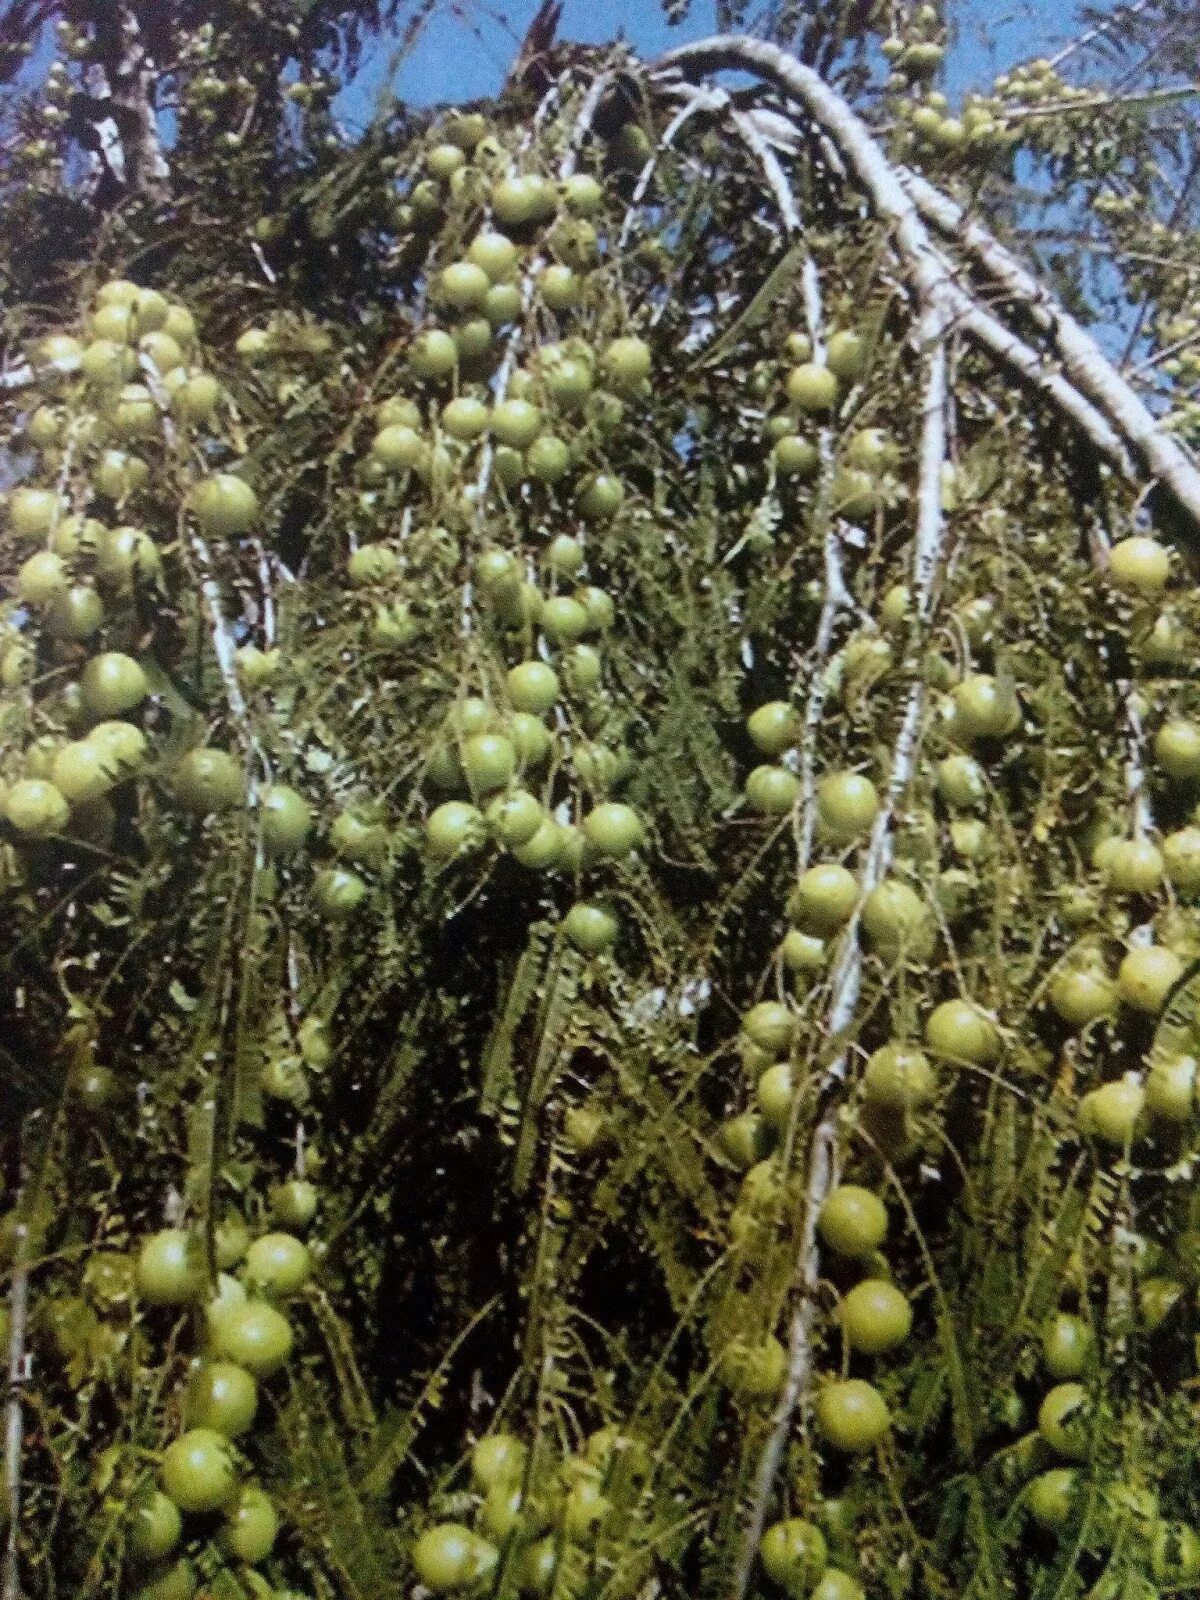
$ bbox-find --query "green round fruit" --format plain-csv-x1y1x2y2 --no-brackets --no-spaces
410,329,458,380
136,1230,199,1305
80,651,149,718
742,1000,794,1056
1155,719,1200,781
818,1186,888,1257
810,1571,865,1600
413,1523,490,1592
438,260,491,311
508,661,560,715
486,789,544,848
527,434,571,482
787,362,839,412
244,1231,312,1297
826,329,868,381
210,1299,294,1376
472,1433,527,1490
838,1280,913,1353
817,771,879,840
129,1488,183,1562
174,749,245,814
576,473,625,522
774,435,821,478
721,1333,787,1399
467,230,519,281
184,1360,258,1437
1078,1078,1146,1145
17,550,68,605
190,473,259,537
863,1042,935,1111
759,1518,827,1590
129,1558,197,1600
441,396,489,441
492,398,542,448
952,673,1020,740
748,701,800,757
220,1483,279,1563
1041,1313,1094,1380
1146,1051,1197,1122
259,784,312,856
1108,534,1169,596
541,595,589,643
269,1179,318,1231
1117,944,1182,1012
746,765,801,815
601,335,652,391
790,863,858,935
936,754,986,809
582,801,642,858
757,1063,795,1130
160,1429,237,1513
45,583,105,641
815,1379,890,1452
51,741,114,806
372,424,422,470
1037,1382,1089,1459
1164,828,1200,896
427,800,485,859
1027,1467,1077,1531
1049,964,1117,1027
562,901,618,954
924,999,998,1065
462,733,517,794
861,879,933,959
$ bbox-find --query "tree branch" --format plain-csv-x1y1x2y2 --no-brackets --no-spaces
654,37,1200,546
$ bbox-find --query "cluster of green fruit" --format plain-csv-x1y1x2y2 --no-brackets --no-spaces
325,138,655,949
764,328,890,513
0,280,247,851
412,1425,652,1595
121,1177,320,1598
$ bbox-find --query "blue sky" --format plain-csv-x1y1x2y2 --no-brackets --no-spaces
337,0,1074,129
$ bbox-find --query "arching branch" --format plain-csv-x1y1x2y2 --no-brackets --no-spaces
654,35,1200,545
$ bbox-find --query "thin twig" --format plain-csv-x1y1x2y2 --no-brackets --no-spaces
2,1151,30,1600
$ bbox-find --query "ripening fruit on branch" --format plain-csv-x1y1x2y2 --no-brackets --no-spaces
184,1359,258,1437
1155,719,1200,781
1107,534,1170,596
923,998,998,1067
816,771,879,840
208,1298,294,1375
815,1378,891,1452
1027,1467,1078,1531
1117,944,1182,1012
189,472,259,537
790,863,858,935
1078,1077,1146,1146
413,1523,496,1592
1037,1382,1090,1459
818,1186,888,1257
863,1042,935,1111
837,1279,913,1353
721,1333,787,1399
160,1428,238,1513
1041,1312,1094,1380
759,1518,827,1591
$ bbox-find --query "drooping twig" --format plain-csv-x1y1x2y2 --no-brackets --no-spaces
655,39,1199,538
2,1155,30,1600
899,165,1200,540
732,312,950,1600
